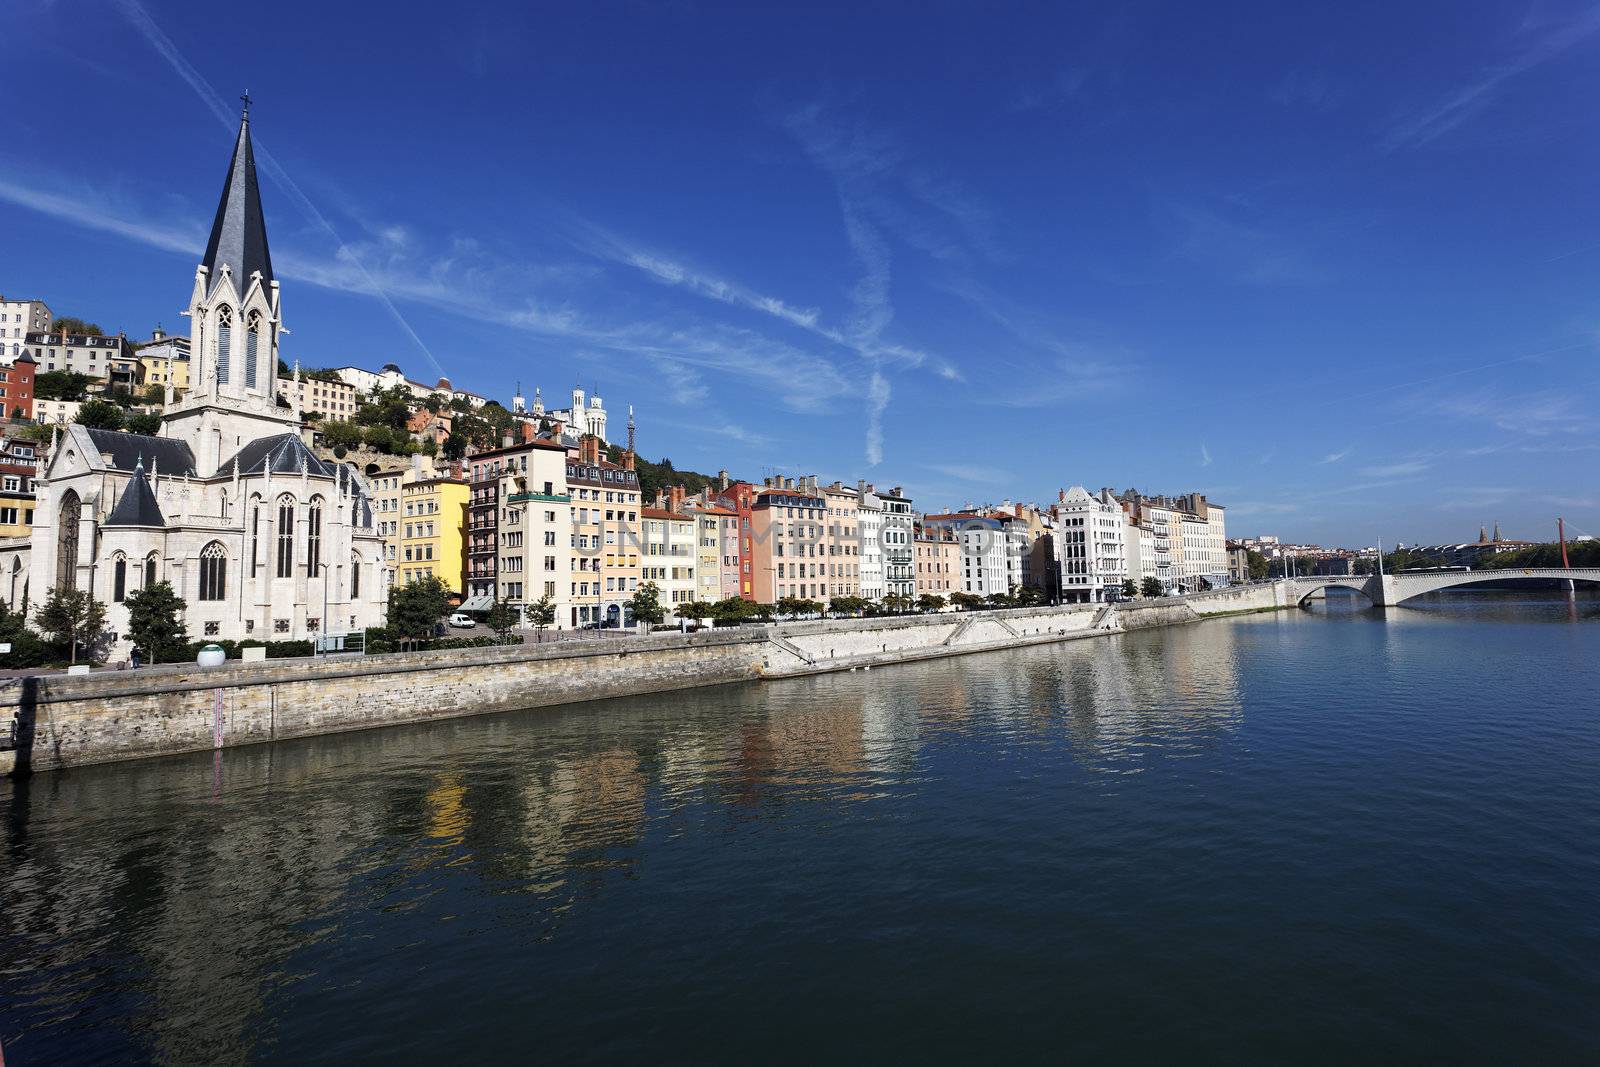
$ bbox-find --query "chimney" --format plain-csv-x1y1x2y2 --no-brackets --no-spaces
1058,488,1067,503
622,450,635,471
718,468,730,491
411,453,422,477
670,485,686,512
579,434,600,465
502,433,513,448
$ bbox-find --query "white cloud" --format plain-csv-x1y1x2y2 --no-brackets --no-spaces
1321,447,1353,464
1200,443,1213,467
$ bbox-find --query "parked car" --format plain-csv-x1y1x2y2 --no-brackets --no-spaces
448,613,476,629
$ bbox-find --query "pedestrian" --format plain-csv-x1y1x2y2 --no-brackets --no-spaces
129,645,142,670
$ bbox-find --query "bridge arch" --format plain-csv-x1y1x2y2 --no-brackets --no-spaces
1293,578,1375,607
1386,570,1600,605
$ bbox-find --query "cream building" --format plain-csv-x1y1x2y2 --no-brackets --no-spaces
640,507,697,619
0,109,387,651
821,482,860,601
279,372,357,421
1051,486,1127,603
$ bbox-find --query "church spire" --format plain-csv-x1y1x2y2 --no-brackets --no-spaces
202,99,274,295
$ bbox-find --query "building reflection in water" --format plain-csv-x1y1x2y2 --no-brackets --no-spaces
1,622,1254,1062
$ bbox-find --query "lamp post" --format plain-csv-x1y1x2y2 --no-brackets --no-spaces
315,562,330,656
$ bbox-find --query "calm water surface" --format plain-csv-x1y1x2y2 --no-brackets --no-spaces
3,594,1599,1063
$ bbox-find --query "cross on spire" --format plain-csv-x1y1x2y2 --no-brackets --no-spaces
240,90,252,117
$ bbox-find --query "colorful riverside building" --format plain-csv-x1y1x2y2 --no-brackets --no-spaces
713,480,760,599
464,438,570,611
914,523,959,598
565,434,641,627
820,481,861,601
640,506,697,618
397,476,468,594
749,476,828,604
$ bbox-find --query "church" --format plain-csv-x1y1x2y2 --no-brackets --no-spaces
0,106,389,653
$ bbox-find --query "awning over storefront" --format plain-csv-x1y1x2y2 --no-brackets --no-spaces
458,595,496,613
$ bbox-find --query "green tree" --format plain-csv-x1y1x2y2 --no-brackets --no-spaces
749,602,776,622
1121,579,1138,598
985,589,1016,609
35,585,108,664
1016,585,1044,606
122,580,188,664
1141,577,1164,598
1247,550,1269,580
123,411,162,435
629,581,666,627
484,598,517,643
0,600,53,668
51,316,104,336
679,600,715,624
950,591,985,611
139,384,166,405
320,420,363,453
915,593,946,613
35,370,95,401
74,399,124,431
827,595,865,617
710,596,753,622
386,575,451,648
528,593,557,635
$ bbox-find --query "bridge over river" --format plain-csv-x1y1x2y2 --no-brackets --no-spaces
1286,568,1600,607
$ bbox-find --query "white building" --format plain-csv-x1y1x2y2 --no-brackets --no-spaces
923,512,1014,598
857,483,885,601
0,109,388,653
880,486,916,600
523,385,609,443
0,296,51,363
1051,486,1127,602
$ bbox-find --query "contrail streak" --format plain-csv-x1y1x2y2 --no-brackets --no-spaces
113,0,445,379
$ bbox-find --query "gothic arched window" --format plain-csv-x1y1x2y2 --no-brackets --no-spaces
276,495,296,578
9,556,20,607
145,552,158,589
198,542,226,601
56,490,80,591
307,496,324,575
112,553,127,602
216,305,233,385
245,309,262,389
350,553,361,599
249,496,262,577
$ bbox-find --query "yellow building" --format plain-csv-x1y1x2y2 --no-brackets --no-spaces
397,476,469,594
0,489,34,538
137,352,191,393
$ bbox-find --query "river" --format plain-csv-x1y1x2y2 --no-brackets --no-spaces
3,594,1598,1063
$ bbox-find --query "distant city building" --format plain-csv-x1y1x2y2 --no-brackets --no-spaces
136,328,191,397
279,372,357,421
0,296,51,362
23,329,134,379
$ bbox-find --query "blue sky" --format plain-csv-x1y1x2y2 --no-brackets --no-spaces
4,0,1600,547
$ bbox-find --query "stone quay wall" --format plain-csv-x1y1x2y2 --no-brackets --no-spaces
1,586,1294,775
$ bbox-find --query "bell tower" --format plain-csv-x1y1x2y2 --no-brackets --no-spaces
164,95,299,474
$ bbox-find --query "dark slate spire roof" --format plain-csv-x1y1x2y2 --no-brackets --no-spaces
219,433,333,477
201,112,274,292
82,426,197,476
104,463,166,528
